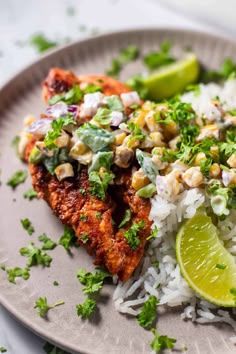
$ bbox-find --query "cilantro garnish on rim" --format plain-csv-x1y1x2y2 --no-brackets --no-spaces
7,170,27,188
34,296,64,317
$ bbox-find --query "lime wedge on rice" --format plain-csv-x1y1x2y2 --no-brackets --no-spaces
176,213,236,307
142,53,200,101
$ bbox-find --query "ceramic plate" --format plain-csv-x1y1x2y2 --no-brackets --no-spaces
1,28,236,354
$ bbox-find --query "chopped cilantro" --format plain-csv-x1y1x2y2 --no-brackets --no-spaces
137,295,159,328
11,135,20,156
119,209,131,228
88,170,114,201
0,265,6,271
95,212,102,220
126,74,149,99
76,298,96,319
59,226,77,252
48,84,93,105
20,218,35,235
29,33,58,53
93,107,113,125
123,220,146,250
34,296,64,317
38,233,57,250
44,114,76,149
20,242,52,267
105,59,122,78
150,328,176,353
104,95,124,112
144,41,175,70
200,158,213,177
53,281,59,286
216,263,226,270
80,233,89,244
146,226,159,241
80,214,87,222
127,121,145,147
83,84,102,94
77,268,111,294
203,57,236,82
23,188,38,200
7,267,30,284
7,170,27,188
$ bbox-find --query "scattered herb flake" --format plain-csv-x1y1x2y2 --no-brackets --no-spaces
59,226,77,252
150,328,176,353
11,135,20,156
0,348,7,353
119,209,131,228
34,296,64,317
146,226,159,241
23,188,38,200
216,263,226,270
0,265,6,271
88,171,114,201
137,295,159,328
79,188,87,196
80,233,89,244
76,298,96,319
123,220,146,250
7,170,27,188
20,242,52,267
29,34,58,53
53,281,59,286
20,218,35,235
38,233,57,250
144,41,175,70
80,214,87,222
95,212,102,220
105,45,139,78
44,114,76,149
7,267,30,284
77,268,111,294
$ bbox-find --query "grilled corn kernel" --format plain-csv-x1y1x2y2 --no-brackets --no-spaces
131,169,150,190
227,153,236,168
132,111,146,128
156,170,181,197
55,163,74,181
145,112,160,132
78,151,93,165
194,152,207,166
114,146,133,168
209,163,221,178
182,167,204,187
114,131,127,146
35,141,54,157
23,114,35,127
54,131,70,148
69,140,88,159
123,135,140,149
162,120,178,138
210,145,219,161
196,124,220,142
149,132,165,147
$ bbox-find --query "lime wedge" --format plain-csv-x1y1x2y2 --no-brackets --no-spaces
142,53,200,101
176,213,236,307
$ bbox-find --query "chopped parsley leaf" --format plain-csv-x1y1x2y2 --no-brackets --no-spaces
150,328,176,352
34,297,64,317
127,121,145,147
29,33,58,53
79,188,87,196
80,214,87,222
23,188,38,200
88,170,114,201
200,158,213,177
7,267,30,284
146,226,159,241
123,220,146,250
119,209,131,228
7,170,27,188
105,59,122,78
0,265,6,271
80,233,89,244
11,135,20,156
44,114,76,149
137,295,159,328
20,242,52,267
95,212,102,220
53,281,59,286
76,298,96,319
38,233,57,250
59,226,77,252
216,263,226,270
20,218,35,235
77,268,111,294
144,41,175,70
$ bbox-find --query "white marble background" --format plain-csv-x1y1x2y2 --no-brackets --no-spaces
0,0,233,353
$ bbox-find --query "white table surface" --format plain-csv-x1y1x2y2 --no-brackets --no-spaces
0,0,232,353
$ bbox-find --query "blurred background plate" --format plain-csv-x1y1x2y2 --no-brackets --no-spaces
1,28,236,354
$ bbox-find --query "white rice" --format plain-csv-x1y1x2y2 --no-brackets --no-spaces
113,79,236,338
